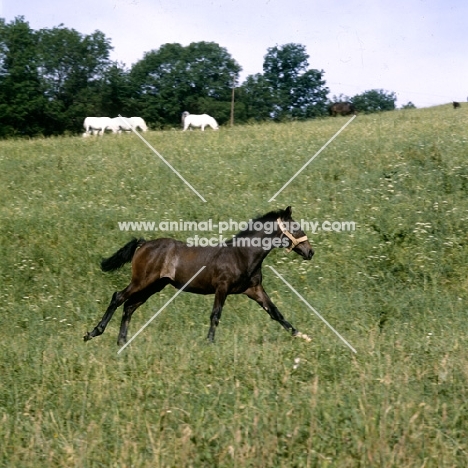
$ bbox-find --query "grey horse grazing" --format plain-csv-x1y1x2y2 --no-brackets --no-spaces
182,111,219,131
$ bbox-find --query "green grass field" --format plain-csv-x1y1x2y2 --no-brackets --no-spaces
1,105,468,467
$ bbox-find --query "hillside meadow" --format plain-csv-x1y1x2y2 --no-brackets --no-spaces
1,105,467,467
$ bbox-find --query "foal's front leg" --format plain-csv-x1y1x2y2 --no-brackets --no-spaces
207,289,227,342
243,284,298,336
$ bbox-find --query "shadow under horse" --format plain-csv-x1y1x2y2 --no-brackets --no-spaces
84,206,314,346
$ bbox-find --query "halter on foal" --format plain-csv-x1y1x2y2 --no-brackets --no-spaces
84,206,313,346
277,218,308,253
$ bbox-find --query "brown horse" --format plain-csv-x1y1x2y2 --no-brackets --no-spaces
329,101,356,117
84,207,313,345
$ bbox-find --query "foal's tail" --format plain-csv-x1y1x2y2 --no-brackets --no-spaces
101,238,146,272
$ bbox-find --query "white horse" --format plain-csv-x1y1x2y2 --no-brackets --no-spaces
111,116,148,133
182,112,219,131
130,117,148,132
83,117,119,136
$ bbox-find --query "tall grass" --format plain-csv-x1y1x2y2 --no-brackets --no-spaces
1,105,468,466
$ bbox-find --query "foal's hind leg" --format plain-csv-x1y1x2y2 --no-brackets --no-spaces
243,284,298,336
117,279,169,346
84,281,144,342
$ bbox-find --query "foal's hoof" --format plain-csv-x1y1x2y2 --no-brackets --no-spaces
83,332,92,342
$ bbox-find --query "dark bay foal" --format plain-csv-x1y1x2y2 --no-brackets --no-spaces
84,206,313,345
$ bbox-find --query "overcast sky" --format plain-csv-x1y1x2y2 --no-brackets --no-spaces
2,0,467,108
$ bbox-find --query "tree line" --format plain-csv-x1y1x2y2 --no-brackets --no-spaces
0,17,398,138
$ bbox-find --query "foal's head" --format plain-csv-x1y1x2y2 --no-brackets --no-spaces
278,206,314,260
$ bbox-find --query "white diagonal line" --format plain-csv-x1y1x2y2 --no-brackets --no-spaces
117,265,206,354
268,114,356,202
267,265,357,354
118,115,207,202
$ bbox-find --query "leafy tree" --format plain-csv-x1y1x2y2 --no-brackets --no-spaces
261,43,329,120
0,17,47,137
401,101,416,109
129,43,186,127
329,93,351,104
237,73,275,121
37,25,114,133
129,42,241,127
100,63,133,118
0,19,131,136
351,89,396,113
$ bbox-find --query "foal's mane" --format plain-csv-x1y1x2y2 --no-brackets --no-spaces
228,208,289,241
